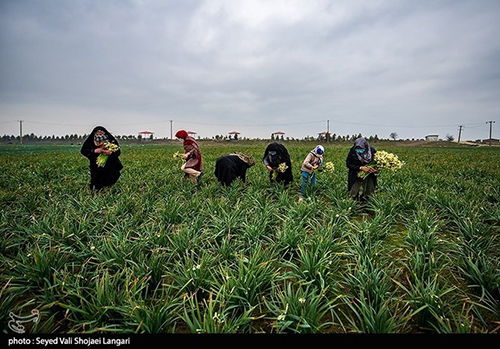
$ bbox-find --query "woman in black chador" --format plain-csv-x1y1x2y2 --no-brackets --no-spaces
214,152,255,186
81,126,123,191
346,137,378,202
263,142,293,186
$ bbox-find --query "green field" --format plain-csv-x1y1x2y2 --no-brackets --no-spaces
1,144,499,333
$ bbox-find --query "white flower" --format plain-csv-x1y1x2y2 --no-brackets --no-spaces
298,298,306,304
278,163,289,173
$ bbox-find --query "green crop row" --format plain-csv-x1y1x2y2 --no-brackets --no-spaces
0,144,498,333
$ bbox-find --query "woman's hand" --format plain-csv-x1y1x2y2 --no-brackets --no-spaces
313,164,319,170
95,148,104,154
103,149,112,155
182,153,189,160
361,166,377,173
266,165,273,171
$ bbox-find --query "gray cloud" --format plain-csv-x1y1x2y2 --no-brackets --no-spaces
1,0,499,140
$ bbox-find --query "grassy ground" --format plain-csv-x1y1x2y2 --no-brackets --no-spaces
1,144,499,333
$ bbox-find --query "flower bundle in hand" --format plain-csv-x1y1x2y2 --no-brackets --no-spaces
173,151,183,160
96,142,119,167
273,162,289,180
324,161,335,173
358,150,403,179
314,161,334,174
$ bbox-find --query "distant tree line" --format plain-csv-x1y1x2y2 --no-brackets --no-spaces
1,133,147,144
2,132,430,144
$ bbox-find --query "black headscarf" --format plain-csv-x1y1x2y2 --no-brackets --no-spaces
81,126,119,152
81,126,123,190
263,142,293,185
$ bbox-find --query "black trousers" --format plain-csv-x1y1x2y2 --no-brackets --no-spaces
349,175,376,201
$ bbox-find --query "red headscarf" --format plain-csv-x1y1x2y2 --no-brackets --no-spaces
176,130,198,146
175,130,188,140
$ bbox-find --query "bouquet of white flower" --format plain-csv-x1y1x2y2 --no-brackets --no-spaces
324,161,335,173
358,150,403,179
96,142,119,167
312,161,334,174
272,162,289,180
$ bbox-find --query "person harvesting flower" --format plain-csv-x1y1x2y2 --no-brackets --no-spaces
80,126,123,191
214,151,255,186
299,145,324,201
175,130,204,184
346,138,378,202
263,142,293,186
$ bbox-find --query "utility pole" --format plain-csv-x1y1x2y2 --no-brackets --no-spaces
457,125,463,144
18,120,23,145
170,120,173,145
486,121,495,146
327,120,330,143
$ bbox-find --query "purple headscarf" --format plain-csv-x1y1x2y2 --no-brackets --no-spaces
354,138,373,164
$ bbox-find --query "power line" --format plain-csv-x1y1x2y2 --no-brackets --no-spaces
174,120,325,127
21,120,96,127
1,118,495,130
327,118,486,129
14,119,327,128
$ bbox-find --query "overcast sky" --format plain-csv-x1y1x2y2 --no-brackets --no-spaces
1,0,499,140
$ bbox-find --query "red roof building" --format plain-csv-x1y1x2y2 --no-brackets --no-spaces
138,130,155,142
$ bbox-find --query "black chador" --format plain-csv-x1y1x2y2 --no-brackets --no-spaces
214,152,255,186
263,142,293,186
81,126,123,191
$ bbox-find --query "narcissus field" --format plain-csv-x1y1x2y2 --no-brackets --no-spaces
1,144,499,333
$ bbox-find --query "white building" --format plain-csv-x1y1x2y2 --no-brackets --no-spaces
425,134,439,142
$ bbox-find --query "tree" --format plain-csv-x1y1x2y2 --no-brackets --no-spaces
446,134,454,142
390,132,398,141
